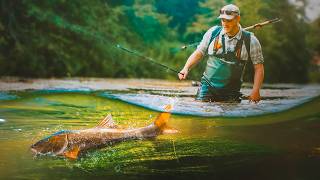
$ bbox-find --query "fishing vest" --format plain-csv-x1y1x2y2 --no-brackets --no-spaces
203,26,251,93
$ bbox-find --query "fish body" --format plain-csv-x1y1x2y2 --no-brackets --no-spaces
31,105,176,159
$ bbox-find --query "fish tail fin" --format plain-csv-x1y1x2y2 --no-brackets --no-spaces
154,112,171,129
154,105,178,134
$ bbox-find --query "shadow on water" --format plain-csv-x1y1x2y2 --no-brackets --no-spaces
0,90,319,179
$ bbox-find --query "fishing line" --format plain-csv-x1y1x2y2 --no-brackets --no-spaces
171,139,180,163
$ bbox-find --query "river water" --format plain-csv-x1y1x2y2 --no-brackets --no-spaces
0,78,319,179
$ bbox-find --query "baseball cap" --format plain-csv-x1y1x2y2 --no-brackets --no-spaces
218,4,240,20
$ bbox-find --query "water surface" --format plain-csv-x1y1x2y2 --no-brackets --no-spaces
0,79,319,179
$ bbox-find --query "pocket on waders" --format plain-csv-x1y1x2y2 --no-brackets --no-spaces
209,59,232,88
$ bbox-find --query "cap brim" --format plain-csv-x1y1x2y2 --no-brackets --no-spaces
218,14,235,20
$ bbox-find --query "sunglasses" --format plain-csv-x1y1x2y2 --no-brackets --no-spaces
219,10,239,16
221,18,234,22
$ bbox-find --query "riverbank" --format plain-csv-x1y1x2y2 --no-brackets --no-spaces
1,76,319,98
0,77,192,92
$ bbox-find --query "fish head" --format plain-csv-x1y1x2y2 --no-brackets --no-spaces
30,133,68,156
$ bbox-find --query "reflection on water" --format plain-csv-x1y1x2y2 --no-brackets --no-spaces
0,91,319,179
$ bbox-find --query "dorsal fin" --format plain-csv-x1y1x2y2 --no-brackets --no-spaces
95,114,118,129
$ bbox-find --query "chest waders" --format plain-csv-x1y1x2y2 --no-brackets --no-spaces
196,26,251,102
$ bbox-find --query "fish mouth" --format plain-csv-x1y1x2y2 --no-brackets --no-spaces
30,147,38,156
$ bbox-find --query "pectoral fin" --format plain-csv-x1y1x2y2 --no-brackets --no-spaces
64,146,80,160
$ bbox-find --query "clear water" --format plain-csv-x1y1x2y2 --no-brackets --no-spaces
0,89,320,179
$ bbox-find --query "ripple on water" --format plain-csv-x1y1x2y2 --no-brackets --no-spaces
99,92,318,117
0,92,18,101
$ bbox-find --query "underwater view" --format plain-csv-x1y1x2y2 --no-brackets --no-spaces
1,0,320,179
0,79,319,179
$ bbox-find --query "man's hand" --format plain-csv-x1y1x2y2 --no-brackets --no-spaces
248,90,261,103
178,68,189,80
178,50,203,80
249,63,264,103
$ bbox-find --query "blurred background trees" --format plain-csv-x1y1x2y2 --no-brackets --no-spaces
0,0,319,83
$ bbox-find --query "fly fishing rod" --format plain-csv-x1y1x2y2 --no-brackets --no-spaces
180,18,281,50
116,44,184,76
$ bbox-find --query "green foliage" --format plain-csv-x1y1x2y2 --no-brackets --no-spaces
307,18,320,53
0,0,318,83
306,17,320,83
155,0,203,37
185,0,229,41
260,0,310,83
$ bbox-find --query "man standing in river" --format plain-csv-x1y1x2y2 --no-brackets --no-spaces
178,4,264,103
